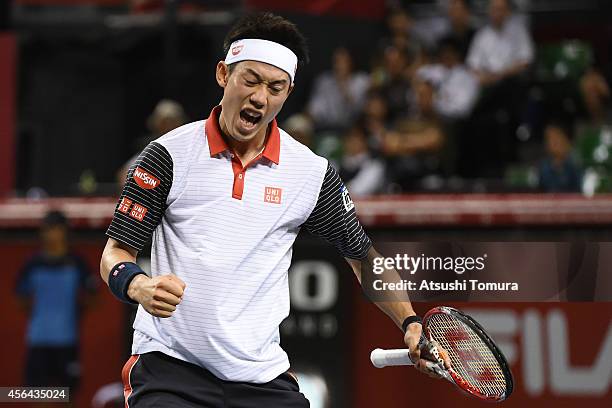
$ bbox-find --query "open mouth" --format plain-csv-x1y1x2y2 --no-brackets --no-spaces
239,108,263,129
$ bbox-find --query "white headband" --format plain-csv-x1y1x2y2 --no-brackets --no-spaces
224,38,298,84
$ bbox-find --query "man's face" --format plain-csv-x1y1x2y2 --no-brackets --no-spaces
41,225,67,249
545,126,571,160
440,46,459,68
216,60,293,142
333,48,352,78
489,0,510,28
448,0,469,26
384,47,407,78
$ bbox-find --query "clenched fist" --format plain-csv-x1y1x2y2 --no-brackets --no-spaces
127,274,186,318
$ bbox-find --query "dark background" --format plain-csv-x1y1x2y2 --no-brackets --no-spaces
9,0,612,195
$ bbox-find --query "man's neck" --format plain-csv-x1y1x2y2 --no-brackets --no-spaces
226,129,267,159
219,110,268,163
492,19,508,32
44,245,67,258
452,20,468,34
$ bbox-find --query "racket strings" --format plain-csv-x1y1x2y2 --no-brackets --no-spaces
428,314,507,397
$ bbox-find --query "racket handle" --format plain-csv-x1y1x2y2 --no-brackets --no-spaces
370,348,413,368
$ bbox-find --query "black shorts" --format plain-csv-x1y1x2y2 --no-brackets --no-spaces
122,352,310,407
24,346,80,389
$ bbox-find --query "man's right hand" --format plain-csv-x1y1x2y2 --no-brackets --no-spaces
127,274,186,318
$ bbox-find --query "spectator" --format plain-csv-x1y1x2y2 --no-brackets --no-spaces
116,99,187,186
283,113,315,148
538,123,583,192
15,211,97,392
378,7,422,62
362,91,392,152
384,81,444,155
466,0,533,86
146,99,188,137
371,46,414,123
416,37,479,120
464,0,534,177
339,124,386,197
445,0,477,59
383,80,445,190
580,68,611,125
307,47,370,131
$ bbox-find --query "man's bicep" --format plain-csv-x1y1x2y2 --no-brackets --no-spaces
106,142,173,251
304,163,372,260
107,237,139,257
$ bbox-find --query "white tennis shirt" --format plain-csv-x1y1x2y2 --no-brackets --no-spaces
107,106,371,383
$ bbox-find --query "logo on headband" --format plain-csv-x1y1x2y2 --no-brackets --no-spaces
231,45,244,56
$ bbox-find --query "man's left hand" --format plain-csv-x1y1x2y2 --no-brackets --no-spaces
404,322,451,379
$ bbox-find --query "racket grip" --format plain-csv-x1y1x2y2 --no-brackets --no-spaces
370,348,414,368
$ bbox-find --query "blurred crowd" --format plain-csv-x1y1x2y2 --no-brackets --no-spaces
285,0,611,196
126,0,611,196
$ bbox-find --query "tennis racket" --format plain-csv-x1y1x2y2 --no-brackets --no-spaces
370,306,513,402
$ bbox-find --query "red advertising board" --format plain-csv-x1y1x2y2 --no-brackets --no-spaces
353,301,612,407
0,34,15,197
0,241,125,408
1,198,610,407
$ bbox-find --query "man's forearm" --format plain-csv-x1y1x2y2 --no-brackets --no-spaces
373,297,417,331
347,247,417,331
100,238,138,284
502,61,530,78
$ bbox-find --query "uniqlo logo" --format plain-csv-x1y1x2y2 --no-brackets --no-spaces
118,197,133,213
129,203,148,221
264,187,282,204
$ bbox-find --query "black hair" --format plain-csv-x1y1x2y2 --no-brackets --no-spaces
437,36,462,55
450,0,472,8
496,0,516,11
223,12,309,67
345,121,368,137
42,210,68,228
546,118,574,140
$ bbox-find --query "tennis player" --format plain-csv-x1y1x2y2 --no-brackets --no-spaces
100,12,448,407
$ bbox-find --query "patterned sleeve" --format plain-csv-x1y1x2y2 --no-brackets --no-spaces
106,142,173,251
304,162,372,259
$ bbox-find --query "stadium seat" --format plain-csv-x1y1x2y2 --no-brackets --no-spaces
536,40,593,82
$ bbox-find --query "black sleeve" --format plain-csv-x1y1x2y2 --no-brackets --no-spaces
106,142,173,251
304,163,372,260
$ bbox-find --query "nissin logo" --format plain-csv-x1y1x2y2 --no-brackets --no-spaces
133,167,160,189
232,45,244,56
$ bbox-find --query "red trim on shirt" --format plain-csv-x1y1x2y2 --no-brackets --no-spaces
205,105,280,200
205,105,280,164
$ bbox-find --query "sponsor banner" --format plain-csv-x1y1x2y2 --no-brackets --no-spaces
246,0,386,20
354,301,612,407
3,230,609,407
0,34,16,197
282,241,353,408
